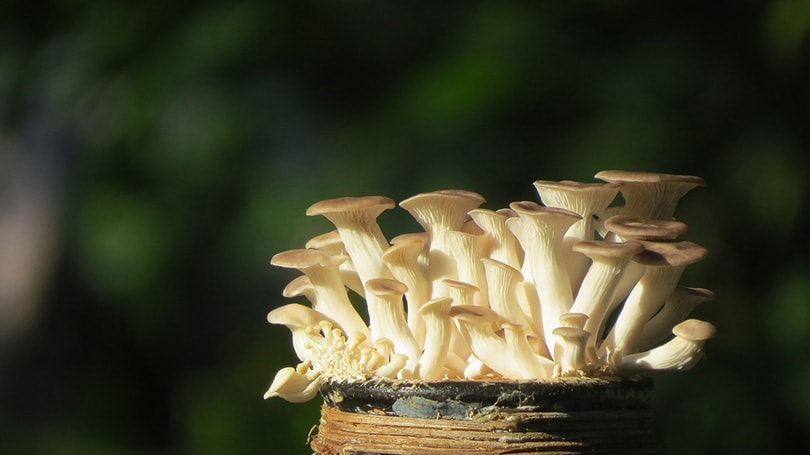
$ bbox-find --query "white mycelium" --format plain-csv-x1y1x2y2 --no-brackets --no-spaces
264,170,718,402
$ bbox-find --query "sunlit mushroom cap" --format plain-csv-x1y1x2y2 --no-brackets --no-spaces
558,312,589,329
594,170,706,187
282,275,315,299
671,319,718,341
572,239,644,258
633,241,708,267
271,249,342,269
552,326,590,339
509,201,582,221
306,196,395,217
305,230,344,250
605,215,689,240
365,277,409,296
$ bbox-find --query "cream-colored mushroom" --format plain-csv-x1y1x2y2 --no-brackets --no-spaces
445,230,490,307
364,278,421,372
266,303,339,361
263,366,320,402
468,208,523,270
533,180,621,288
602,240,708,356
502,322,555,379
569,240,644,357
481,257,534,331
399,190,486,297
306,196,395,287
417,297,454,380
594,170,706,220
612,319,717,374
637,287,716,350
508,202,581,350
381,236,431,347
552,326,590,376
271,249,370,339
282,275,316,302
306,230,364,297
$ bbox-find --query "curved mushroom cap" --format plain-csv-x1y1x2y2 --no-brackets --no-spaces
673,286,717,302
509,201,582,221
633,241,708,267
552,326,590,339
271,249,340,269
572,239,644,259
558,312,589,329
605,215,689,240
671,319,718,341
389,232,429,245
418,297,454,316
442,279,480,294
449,304,499,324
267,303,333,328
399,190,486,231
594,170,706,187
282,275,315,299
365,277,409,296
533,180,621,212
306,196,395,217
305,230,343,250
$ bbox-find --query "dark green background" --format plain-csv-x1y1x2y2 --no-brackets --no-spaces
1,1,808,453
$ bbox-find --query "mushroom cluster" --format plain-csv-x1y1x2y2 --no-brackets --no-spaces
264,171,718,402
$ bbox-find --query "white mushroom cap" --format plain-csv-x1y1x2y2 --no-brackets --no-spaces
604,215,689,241
594,170,706,220
266,303,339,361
552,326,590,376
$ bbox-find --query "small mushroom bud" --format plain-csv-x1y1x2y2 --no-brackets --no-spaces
263,366,321,402
552,326,590,377
613,319,717,374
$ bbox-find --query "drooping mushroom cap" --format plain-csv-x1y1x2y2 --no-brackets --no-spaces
605,215,689,240
365,277,409,297
671,319,718,341
572,239,644,259
633,240,708,267
304,230,344,251
306,195,395,219
282,275,315,299
271,248,342,270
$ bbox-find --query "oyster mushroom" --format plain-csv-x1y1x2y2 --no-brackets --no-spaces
602,240,708,355
306,230,364,297
637,287,716,350
381,236,431,346
263,366,320,402
306,196,396,288
364,278,421,372
271,249,370,339
266,303,339,361
552,326,591,377
533,180,621,288
594,170,706,220
613,319,717,374
417,297,454,380
468,208,523,270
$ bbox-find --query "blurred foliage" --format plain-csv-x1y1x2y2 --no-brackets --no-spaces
0,0,808,454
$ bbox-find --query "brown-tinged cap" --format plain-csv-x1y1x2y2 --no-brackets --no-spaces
672,286,716,302
365,277,408,296
594,170,706,187
399,189,486,210
633,241,708,267
572,239,644,259
671,319,718,341
306,196,395,217
534,180,621,192
605,215,689,240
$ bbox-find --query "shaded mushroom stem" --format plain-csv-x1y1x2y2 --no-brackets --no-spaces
612,319,717,374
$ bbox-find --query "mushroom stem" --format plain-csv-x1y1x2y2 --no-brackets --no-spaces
468,208,523,270
502,322,555,378
508,202,581,351
445,231,490,307
417,297,454,380
381,237,431,347
364,278,421,372
306,230,365,298
552,326,590,376
481,258,531,329
271,249,370,340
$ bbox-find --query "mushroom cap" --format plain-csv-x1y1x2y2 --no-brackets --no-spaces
552,326,590,339
418,297,454,315
306,196,395,217
633,241,708,267
509,201,582,221
671,319,718,341
449,304,498,324
559,312,589,329
672,286,717,302
267,303,332,327
365,277,409,296
594,170,706,187
572,239,644,259
381,236,426,261
534,180,622,193
605,215,689,240
442,279,480,293
271,249,342,269
400,189,486,207
389,232,429,245
282,275,314,298
305,230,343,250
